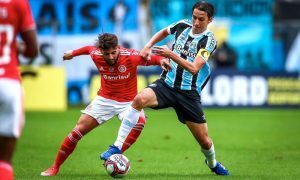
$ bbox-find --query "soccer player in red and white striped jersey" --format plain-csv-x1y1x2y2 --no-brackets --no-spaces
41,33,170,176
0,0,38,179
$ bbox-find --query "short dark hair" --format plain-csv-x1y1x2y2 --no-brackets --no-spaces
96,33,118,50
192,1,215,18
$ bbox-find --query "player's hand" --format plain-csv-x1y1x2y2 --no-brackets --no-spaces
152,45,172,58
63,50,73,60
17,41,26,55
161,58,171,71
140,46,151,60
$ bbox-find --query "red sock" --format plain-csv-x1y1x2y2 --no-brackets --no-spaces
53,129,83,169
0,161,13,180
121,112,146,152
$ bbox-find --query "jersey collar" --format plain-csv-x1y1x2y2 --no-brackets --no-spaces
189,28,209,38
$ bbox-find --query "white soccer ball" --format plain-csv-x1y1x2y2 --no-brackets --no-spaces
104,154,130,178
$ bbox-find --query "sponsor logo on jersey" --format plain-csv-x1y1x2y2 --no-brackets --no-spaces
130,51,139,55
109,67,114,72
91,50,102,55
118,65,126,73
148,83,157,87
102,73,130,80
197,48,210,61
174,44,197,58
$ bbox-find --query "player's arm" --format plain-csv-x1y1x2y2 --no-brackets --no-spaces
63,46,92,60
152,46,205,75
18,0,38,58
133,48,171,70
146,55,163,66
146,55,171,71
140,28,169,59
141,20,189,59
19,30,38,58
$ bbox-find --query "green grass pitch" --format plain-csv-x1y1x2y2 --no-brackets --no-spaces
14,108,300,179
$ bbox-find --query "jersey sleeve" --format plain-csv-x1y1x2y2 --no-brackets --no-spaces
167,19,191,35
145,55,163,66
129,49,162,66
196,33,217,61
71,46,93,56
19,0,36,32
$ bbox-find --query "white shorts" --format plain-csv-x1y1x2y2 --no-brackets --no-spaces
0,79,24,138
81,96,134,124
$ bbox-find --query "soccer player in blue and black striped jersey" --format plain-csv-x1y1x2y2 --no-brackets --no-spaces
101,1,229,176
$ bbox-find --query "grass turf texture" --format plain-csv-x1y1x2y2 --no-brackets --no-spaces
14,108,300,179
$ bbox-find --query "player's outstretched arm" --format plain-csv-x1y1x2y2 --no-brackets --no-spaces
141,28,169,59
63,46,92,60
63,50,74,60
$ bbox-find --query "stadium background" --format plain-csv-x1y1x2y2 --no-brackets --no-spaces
20,0,300,110
13,0,300,179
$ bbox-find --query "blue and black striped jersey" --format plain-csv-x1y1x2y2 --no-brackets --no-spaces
160,19,217,94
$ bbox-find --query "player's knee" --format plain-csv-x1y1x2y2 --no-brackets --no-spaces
200,138,212,149
132,94,146,109
74,124,86,136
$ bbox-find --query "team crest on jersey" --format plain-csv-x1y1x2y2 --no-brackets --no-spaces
186,41,191,47
109,67,114,72
197,48,210,61
190,42,197,50
208,38,216,49
0,8,8,19
118,65,126,73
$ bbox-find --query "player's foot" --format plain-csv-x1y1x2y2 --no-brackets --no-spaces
40,167,59,176
205,160,229,176
100,145,121,161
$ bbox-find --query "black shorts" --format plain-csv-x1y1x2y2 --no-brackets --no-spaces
148,79,206,124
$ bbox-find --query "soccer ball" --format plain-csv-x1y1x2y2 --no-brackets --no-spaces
104,154,130,178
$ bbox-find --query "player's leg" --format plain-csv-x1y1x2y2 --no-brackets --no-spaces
0,137,16,180
100,88,158,160
118,110,146,152
101,79,174,160
185,121,215,166
185,121,229,175
0,79,23,180
41,96,123,176
174,90,229,176
41,114,98,176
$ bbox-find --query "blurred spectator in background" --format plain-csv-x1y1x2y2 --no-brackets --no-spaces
138,0,151,49
274,0,300,72
109,0,129,47
285,31,300,72
212,41,237,69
